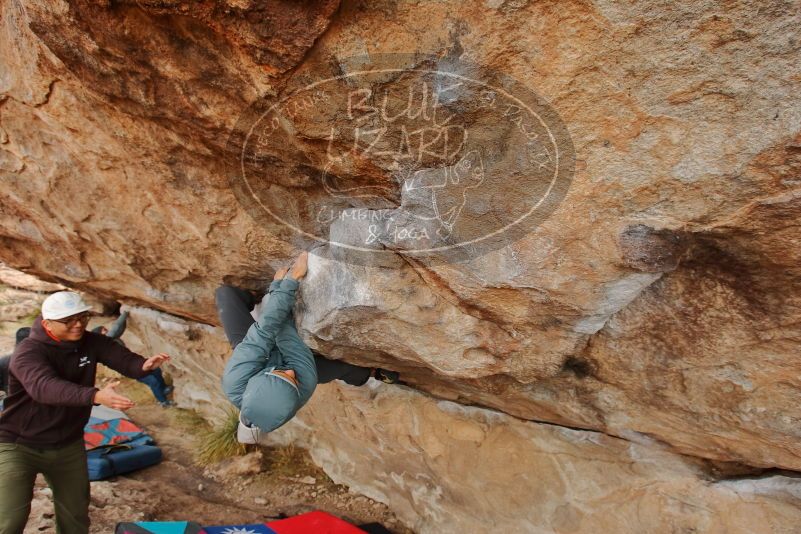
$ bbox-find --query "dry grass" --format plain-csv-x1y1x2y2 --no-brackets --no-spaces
196,407,247,466
262,443,334,485
265,443,300,476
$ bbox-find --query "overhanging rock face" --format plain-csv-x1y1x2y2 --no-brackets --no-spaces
1,0,800,494
121,305,801,533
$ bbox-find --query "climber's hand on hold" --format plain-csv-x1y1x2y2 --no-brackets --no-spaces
288,251,308,281
274,267,289,280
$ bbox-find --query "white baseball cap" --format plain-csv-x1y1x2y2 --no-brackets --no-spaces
41,291,93,320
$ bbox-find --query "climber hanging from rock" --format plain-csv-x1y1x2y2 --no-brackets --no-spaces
217,251,399,444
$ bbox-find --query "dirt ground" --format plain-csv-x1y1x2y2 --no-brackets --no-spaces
0,270,412,533
21,368,412,534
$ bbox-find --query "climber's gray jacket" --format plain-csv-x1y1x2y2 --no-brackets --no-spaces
221,277,317,432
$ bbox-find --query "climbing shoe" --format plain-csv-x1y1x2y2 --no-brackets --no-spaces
237,414,261,445
374,368,400,384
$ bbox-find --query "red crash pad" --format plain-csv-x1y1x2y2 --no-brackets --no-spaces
267,511,365,534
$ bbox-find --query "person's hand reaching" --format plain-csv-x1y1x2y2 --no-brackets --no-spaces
142,352,171,371
94,380,135,411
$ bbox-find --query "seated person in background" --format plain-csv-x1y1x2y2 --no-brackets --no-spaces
0,354,9,406
1,328,32,409
217,252,398,444
93,310,175,408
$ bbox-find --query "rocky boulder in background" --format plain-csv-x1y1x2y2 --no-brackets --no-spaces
120,306,801,534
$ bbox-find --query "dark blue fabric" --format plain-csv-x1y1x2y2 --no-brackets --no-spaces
204,525,277,534
137,368,170,404
87,443,162,481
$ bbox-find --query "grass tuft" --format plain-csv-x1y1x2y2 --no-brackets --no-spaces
196,407,247,466
266,444,298,476
262,443,334,485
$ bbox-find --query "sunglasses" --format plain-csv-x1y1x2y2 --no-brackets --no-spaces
50,312,92,327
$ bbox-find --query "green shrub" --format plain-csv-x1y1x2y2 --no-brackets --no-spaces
196,407,247,465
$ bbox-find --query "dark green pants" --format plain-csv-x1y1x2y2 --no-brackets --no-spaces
0,439,90,534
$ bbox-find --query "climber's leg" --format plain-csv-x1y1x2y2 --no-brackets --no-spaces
313,352,373,386
215,285,257,349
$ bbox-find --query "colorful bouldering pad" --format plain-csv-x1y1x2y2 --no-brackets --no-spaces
115,521,206,534
84,417,149,450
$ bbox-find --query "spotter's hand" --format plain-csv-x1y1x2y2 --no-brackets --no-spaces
94,380,135,411
142,352,171,371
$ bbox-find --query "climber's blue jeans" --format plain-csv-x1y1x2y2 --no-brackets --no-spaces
215,285,371,386
137,368,170,404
